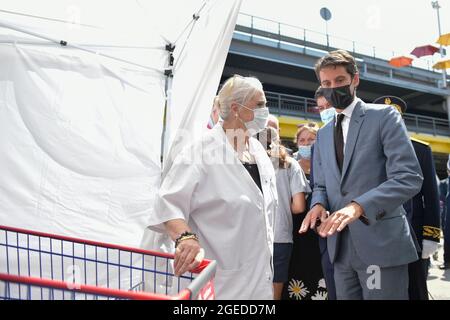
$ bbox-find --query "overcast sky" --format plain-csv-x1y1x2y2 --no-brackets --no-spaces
1,0,448,70
240,0,450,70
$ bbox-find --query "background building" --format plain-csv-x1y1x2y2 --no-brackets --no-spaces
221,13,450,178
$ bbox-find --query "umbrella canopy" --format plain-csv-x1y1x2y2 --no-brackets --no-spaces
410,45,439,58
437,33,450,46
389,56,413,68
432,59,450,70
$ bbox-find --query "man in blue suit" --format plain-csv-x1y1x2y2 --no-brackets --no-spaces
300,50,423,299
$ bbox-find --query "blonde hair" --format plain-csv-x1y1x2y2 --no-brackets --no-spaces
215,75,263,120
294,122,319,144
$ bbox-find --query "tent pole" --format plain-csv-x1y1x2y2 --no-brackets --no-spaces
159,1,209,168
0,20,162,73
0,39,164,50
160,44,175,167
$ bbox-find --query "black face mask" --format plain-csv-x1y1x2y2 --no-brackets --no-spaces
322,84,355,109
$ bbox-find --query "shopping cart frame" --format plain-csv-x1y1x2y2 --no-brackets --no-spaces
0,225,216,300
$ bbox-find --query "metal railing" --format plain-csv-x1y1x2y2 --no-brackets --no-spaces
266,91,319,119
236,13,442,73
265,91,450,137
403,113,450,136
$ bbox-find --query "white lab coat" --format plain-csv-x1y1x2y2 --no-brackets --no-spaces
148,124,278,300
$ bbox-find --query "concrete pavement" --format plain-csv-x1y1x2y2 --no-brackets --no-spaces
427,242,450,300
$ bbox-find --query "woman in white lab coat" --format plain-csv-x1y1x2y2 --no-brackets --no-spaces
148,75,277,300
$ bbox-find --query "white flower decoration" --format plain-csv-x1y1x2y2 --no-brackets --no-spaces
318,278,327,289
311,291,328,300
287,279,310,300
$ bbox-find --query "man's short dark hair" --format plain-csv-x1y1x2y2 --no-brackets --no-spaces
314,50,359,82
314,86,324,100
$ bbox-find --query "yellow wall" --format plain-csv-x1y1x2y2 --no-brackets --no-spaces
279,116,315,142
279,116,450,154
410,133,450,154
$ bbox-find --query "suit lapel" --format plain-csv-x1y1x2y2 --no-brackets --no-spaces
321,122,341,181
341,101,366,182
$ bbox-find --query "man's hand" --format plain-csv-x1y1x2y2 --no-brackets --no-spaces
299,204,329,233
174,239,202,276
317,202,364,237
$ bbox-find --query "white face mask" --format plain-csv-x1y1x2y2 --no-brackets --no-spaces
237,103,269,135
320,107,336,125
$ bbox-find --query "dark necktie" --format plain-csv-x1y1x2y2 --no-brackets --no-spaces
334,113,345,172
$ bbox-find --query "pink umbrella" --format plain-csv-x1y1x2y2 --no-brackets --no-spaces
410,45,440,58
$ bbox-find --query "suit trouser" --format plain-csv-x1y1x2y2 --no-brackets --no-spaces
334,228,409,300
318,238,336,300
408,258,428,300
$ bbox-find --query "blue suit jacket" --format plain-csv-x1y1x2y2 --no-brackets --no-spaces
311,99,423,268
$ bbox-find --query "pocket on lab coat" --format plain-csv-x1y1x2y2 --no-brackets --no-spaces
214,260,254,299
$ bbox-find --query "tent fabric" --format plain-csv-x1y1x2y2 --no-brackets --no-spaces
0,0,241,253
162,0,242,179
0,42,165,246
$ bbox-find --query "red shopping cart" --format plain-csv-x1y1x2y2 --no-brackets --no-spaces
0,225,216,300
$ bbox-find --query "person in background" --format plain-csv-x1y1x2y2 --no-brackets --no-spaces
294,122,320,176
267,114,293,156
283,121,325,300
148,74,277,299
312,87,337,300
258,126,310,300
439,173,447,232
439,157,450,270
207,96,220,129
316,86,336,125
267,114,280,133
373,95,440,300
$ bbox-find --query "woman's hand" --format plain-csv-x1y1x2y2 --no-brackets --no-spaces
163,219,204,276
174,239,202,276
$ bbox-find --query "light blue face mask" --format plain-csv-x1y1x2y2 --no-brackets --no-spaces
320,107,336,125
297,145,312,159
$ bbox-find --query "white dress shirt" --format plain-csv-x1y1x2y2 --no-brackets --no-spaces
335,97,361,151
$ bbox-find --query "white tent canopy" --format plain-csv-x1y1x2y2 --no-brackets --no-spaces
0,0,242,250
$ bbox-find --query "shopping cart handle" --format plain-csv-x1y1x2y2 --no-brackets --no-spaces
190,259,212,274
184,259,217,300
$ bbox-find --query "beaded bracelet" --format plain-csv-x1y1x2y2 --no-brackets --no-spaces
175,231,199,248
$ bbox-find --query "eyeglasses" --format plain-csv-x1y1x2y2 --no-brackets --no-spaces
297,122,319,128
